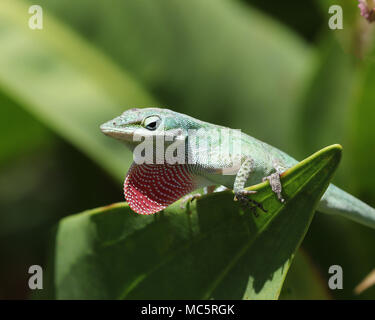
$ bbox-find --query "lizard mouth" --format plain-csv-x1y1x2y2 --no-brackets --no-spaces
100,124,134,141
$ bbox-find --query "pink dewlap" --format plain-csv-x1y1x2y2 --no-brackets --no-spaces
124,163,195,214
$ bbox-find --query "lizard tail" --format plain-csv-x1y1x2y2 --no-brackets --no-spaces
318,184,375,229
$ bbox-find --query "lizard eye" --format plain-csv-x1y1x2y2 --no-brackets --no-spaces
143,115,161,131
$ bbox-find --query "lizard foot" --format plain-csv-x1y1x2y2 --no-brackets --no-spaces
179,186,228,210
234,190,267,217
180,193,202,209
262,173,285,203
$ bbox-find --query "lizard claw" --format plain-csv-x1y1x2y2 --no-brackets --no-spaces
234,190,266,217
180,193,202,209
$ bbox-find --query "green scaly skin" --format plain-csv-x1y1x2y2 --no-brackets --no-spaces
101,107,375,229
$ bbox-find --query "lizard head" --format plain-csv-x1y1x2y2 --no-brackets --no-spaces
101,107,206,215
100,107,203,147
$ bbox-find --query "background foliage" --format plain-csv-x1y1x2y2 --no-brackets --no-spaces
0,0,374,299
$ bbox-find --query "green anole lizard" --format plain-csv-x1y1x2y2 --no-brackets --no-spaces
100,107,375,229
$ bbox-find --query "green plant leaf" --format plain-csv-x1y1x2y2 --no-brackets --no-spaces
0,0,156,179
46,145,341,299
279,249,331,300
303,211,375,299
9,0,312,171
0,89,52,167
293,34,358,189
295,35,357,158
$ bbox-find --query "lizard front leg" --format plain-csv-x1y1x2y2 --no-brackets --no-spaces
233,157,266,216
262,159,286,203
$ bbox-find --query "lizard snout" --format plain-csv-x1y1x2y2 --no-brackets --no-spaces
100,117,137,142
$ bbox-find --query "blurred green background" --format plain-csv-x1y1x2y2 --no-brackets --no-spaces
0,0,374,299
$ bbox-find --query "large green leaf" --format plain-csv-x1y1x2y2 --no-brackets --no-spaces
351,52,375,195
294,35,357,157
0,0,156,179
293,34,358,189
45,145,341,299
279,249,331,300
291,2,375,300
26,0,312,154
0,89,52,167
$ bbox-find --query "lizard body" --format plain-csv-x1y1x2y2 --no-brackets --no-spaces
101,107,375,229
